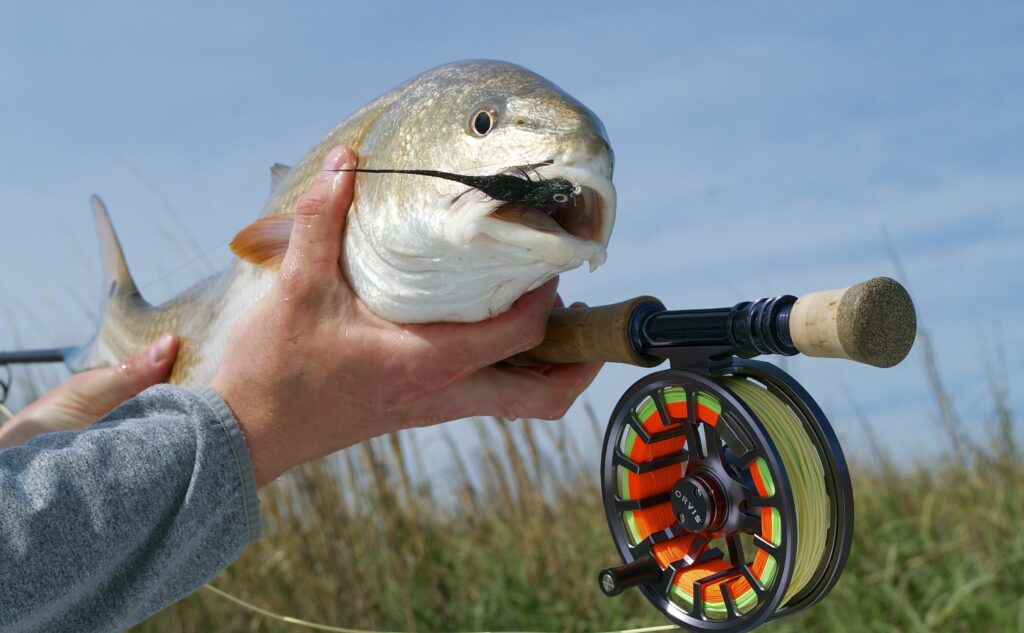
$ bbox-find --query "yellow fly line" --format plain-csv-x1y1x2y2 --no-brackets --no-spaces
720,377,829,605
202,583,680,633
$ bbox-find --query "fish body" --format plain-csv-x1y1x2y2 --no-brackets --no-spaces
70,60,616,385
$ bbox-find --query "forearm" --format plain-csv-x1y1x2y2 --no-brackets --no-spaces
0,385,261,633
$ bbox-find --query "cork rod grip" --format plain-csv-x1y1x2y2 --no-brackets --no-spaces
506,296,663,367
789,276,917,368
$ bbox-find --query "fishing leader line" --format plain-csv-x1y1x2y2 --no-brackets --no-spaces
323,166,582,211
136,238,235,292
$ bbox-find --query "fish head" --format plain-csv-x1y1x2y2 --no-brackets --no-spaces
344,60,616,322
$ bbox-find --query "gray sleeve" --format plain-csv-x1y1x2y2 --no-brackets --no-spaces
0,384,262,633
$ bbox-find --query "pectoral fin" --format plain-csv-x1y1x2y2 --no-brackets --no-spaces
230,215,295,270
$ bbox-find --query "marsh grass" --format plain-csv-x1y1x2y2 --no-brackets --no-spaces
125,329,1022,633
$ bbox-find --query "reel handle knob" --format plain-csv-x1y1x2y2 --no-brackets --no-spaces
598,554,663,597
506,296,664,367
790,276,916,368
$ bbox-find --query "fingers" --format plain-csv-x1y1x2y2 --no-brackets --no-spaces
407,278,560,380
424,359,604,424
279,146,358,286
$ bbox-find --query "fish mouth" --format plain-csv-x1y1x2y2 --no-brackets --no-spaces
490,183,604,243
450,160,615,270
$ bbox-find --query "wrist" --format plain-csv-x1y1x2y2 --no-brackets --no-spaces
209,375,290,487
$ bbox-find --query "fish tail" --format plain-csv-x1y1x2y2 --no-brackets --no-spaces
65,196,152,372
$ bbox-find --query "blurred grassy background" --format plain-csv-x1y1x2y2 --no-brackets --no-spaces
114,329,1022,633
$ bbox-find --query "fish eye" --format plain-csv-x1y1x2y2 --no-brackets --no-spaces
552,193,569,204
469,107,497,137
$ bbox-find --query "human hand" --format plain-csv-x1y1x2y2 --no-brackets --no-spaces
210,146,603,487
0,334,179,449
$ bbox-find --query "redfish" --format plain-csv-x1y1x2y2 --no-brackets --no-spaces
71,60,615,384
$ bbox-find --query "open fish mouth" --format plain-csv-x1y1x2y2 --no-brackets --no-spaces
490,184,605,242
451,160,615,269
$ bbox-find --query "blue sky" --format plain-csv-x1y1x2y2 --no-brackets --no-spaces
1,2,1022,463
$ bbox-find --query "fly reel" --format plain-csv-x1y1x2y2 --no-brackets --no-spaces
511,275,917,632
597,361,851,631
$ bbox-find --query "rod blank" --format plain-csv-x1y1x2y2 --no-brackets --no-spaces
0,347,71,365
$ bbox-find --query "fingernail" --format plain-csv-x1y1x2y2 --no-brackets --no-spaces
333,153,356,192
148,333,175,365
318,146,347,181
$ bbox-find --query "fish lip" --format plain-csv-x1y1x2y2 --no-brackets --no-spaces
448,160,615,270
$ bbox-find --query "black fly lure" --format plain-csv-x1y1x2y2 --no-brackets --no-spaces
327,166,581,214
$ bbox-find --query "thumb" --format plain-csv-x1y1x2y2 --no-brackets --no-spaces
75,333,180,415
0,334,180,447
280,146,358,281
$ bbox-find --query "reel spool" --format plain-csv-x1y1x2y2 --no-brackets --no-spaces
597,361,852,631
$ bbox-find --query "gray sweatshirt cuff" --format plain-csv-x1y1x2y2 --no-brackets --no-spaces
191,385,263,543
